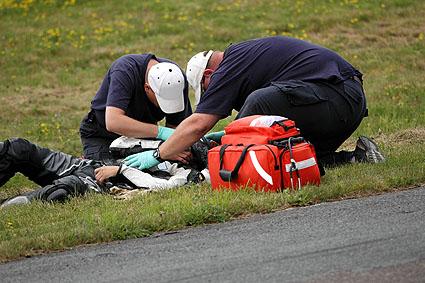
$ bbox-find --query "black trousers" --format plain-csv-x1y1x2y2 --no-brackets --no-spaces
236,78,367,167
0,138,102,202
79,110,117,161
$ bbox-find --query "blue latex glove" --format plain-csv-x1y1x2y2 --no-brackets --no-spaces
124,150,160,170
205,130,225,143
156,126,175,141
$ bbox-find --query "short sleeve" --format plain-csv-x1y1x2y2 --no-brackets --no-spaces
106,70,134,111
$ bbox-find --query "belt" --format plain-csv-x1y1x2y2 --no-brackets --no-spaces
352,75,363,85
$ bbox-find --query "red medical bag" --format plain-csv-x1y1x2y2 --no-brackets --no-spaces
208,115,321,192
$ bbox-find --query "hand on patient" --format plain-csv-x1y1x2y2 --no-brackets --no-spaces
124,150,160,170
171,150,192,164
95,166,120,183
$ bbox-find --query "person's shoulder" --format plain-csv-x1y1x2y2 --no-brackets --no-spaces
114,54,150,64
110,54,152,71
235,36,308,47
230,36,282,47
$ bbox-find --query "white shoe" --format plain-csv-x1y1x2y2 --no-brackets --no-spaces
1,196,30,208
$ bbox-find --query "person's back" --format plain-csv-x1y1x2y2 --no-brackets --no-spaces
196,36,361,116
223,36,359,85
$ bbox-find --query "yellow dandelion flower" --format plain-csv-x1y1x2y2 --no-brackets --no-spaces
65,0,76,6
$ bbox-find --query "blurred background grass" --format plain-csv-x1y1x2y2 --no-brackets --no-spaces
1,0,423,154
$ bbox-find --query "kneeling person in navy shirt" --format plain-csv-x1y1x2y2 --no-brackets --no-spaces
80,54,192,163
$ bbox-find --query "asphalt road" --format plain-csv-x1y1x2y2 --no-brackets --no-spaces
1,187,425,283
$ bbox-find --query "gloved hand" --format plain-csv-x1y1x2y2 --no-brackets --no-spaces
205,130,225,143
124,150,160,170
156,126,175,141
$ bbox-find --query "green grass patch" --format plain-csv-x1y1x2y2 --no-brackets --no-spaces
0,0,424,262
1,137,424,262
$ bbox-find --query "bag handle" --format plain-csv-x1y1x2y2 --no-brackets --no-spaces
287,137,302,190
219,144,254,181
274,120,296,131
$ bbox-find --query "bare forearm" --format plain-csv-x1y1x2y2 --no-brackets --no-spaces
105,106,158,138
159,113,220,159
107,114,158,138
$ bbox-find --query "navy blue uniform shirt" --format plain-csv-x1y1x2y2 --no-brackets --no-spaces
195,36,361,117
91,54,192,127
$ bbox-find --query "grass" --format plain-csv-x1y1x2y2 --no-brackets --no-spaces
0,0,424,262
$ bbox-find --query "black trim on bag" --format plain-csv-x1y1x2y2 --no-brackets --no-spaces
219,144,254,182
269,136,303,148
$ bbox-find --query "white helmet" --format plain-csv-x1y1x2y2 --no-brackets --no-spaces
148,62,185,114
186,50,213,105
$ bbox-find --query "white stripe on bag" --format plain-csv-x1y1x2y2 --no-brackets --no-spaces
285,157,317,172
249,151,273,185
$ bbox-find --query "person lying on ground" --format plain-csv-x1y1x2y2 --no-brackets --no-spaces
0,137,210,208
